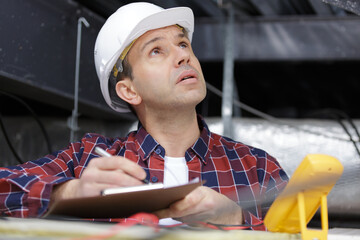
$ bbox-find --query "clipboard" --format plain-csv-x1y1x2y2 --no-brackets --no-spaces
46,179,202,219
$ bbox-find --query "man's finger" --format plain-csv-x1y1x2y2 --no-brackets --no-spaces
153,208,171,219
89,157,146,180
169,186,205,213
152,187,207,220
93,169,145,186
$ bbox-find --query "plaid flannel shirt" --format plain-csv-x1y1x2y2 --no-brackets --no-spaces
0,116,288,229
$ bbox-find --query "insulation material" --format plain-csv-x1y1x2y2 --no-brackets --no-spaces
206,117,360,216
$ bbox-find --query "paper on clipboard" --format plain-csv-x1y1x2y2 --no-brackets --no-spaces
46,178,202,219
101,182,164,195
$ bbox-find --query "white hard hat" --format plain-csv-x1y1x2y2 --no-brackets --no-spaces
94,2,194,113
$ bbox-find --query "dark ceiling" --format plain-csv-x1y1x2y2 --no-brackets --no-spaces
74,0,360,119
74,0,356,18
1,0,360,120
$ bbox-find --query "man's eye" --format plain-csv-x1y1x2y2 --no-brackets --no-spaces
150,48,161,56
179,42,188,49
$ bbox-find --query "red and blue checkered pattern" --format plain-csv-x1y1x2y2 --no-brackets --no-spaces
0,116,288,229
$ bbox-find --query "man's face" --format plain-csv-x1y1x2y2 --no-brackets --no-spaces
126,25,206,111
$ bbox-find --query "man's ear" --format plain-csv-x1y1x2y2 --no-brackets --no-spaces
115,78,142,106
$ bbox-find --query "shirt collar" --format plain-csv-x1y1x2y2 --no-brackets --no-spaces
190,115,213,164
135,123,160,161
134,115,213,163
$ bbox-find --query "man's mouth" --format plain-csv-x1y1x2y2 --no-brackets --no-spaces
177,69,198,84
182,76,192,81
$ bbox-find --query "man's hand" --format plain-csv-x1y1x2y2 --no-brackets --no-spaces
154,186,243,225
50,156,146,204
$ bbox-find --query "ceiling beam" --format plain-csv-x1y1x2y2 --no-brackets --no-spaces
192,16,360,61
308,0,334,15
190,0,224,18
248,0,279,16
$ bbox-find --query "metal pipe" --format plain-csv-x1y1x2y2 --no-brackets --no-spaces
221,0,235,138
69,17,90,142
233,77,241,117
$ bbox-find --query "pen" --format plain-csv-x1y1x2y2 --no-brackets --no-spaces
94,146,150,184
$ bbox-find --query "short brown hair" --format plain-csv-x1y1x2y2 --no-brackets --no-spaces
108,56,135,114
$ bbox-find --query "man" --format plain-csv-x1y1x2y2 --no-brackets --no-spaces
0,2,288,229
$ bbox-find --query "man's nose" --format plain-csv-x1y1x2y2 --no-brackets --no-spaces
176,48,190,67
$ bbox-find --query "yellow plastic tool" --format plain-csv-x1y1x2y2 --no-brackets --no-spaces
264,154,344,240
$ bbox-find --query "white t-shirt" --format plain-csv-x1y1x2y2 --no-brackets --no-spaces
158,156,188,226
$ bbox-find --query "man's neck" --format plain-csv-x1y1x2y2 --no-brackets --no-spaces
139,109,200,157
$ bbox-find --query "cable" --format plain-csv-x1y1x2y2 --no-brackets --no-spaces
0,112,24,164
0,90,53,164
199,221,264,230
306,108,360,158
206,82,278,122
331,109,360,143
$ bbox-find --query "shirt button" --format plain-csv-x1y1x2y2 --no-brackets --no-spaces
151,176,158,183
155,149,161,155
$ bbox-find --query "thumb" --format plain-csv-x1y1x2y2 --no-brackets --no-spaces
152,208,171,219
